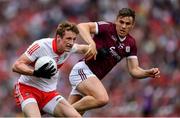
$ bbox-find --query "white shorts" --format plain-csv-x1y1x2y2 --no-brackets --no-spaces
69,61,97,96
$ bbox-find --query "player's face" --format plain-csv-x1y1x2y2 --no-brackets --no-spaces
57,30,77,52
115,16,134,37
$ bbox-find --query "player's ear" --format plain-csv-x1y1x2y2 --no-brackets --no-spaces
131,21,135,29
56,34,62,40
56,34,60,38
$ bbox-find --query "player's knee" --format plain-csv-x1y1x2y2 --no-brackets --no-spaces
70,112,81,117
96,96,109,107
76,113,82,117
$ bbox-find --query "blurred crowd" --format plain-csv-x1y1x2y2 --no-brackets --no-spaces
0,0,180,117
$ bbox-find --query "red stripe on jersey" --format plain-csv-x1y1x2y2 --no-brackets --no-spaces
28,44,40,55
29,45,40,55
27,43,38,54
27,44,40,55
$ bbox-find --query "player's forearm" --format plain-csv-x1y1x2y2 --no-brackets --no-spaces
77,23,96,45
12,62,34,76
76,44,89,54
129,67,149,79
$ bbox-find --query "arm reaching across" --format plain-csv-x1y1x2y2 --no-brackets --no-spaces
73,43,89,54
77,22,97,60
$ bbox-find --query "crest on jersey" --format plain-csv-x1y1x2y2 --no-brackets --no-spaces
125,46,130,52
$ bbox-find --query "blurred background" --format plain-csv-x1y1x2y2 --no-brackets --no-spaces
0,0,180,117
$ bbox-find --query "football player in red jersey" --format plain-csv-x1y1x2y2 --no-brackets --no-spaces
68,8,160,115
12,21,91,117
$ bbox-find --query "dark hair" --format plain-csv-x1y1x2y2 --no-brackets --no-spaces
117,8,135,22
56,21,79,38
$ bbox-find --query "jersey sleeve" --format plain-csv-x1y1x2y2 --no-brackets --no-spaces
127,39,137,58
24,41,43,62
96,21,111,34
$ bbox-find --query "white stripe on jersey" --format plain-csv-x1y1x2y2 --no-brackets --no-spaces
95,22,98,34
127,56,137,59
95,21,109,34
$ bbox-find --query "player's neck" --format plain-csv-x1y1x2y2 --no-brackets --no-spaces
57,48,64,54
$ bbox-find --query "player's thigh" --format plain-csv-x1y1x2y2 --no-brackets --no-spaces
68,94,82,104
77,76,108,99
23,101,41,117
54,99,81,117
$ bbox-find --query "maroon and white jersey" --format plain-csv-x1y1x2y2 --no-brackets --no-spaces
85,21,137,79
19,38,77,92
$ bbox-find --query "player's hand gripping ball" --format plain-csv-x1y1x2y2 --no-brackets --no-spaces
34,56,57,79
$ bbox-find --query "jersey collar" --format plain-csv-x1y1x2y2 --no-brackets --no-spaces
114,24,127,42
118,35,126,42
52,38,64,55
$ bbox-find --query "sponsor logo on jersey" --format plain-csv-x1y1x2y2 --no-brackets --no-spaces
109,46,121,61
56,96,62,101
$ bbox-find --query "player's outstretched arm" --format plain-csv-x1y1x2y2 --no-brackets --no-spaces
127,57,160,79
77,22,97,60
72,44,98,61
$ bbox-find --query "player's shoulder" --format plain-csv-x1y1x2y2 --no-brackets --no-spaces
96,21,115,33
34,38,53,45
97,21,114,26
29,38,53,51
127,34,135,41
126,34,137,45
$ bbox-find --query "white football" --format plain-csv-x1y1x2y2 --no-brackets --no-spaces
35,56,57,74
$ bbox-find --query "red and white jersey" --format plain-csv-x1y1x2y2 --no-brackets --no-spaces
18,38,77,92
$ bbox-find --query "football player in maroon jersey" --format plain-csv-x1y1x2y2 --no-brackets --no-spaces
68,8,160,115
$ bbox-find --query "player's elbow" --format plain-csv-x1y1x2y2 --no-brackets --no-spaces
77,23,86,29
130,74,140,79
12,61,19,72
129,72,147,79
129,70,141,79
